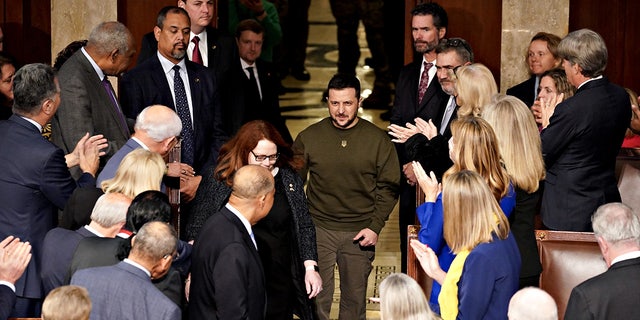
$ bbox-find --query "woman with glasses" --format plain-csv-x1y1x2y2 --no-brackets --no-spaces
187,120,321,320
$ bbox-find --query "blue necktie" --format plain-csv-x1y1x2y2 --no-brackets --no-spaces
172,65,195,165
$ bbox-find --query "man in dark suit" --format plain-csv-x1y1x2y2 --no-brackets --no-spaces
40,193,131,295
120,6,227,179
137,0,236,82
540,29,630,231
221,19,292,142
189,165,274,320
51,21,136,179
0,236,31,320
565,203,640,319
0,64,99,317
390,2,449,272
71,222,180,320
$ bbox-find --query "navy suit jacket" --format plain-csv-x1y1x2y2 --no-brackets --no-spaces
0,115,95,299
0,284,15,320
541,77,629,231
565,257,640,320
506,75,537,107
120,55,227,172
71,261,181,320
40,226,95,295
221,58,292,143
189,207,266,320
96,138,142,186
391,60,449,165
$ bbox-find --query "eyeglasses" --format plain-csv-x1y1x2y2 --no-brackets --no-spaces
163,251,178,261
250,150,280,162
435,64,462,77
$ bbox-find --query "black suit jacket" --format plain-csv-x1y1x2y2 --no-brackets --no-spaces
40,227,95,295
0,285,15,320
137,26,237,81
541,77,629,231
506,75,537,107
221,58,292,143
0,115,95,299
391,60,449,165
565,257,640,320
120,55,227,172
189,207,266,320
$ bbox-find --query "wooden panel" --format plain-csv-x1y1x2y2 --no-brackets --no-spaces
0,0,51,65
403,0,502,84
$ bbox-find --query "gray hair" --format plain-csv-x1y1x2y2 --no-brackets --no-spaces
90,193,131,228
436,37,474,64
87,21,133,57
508,287,558,320
131,221,177,261
557,28,607,78
592,202,640,246
12,63,58,116
134,105,182,142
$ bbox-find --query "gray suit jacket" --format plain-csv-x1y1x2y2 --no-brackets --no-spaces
71,261,181,320
52,49,130,178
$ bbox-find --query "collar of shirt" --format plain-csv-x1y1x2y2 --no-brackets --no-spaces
83,225,105,237
131,136,150,150
20,116,43,132
225,203,254,243
81,47,106,81
611,250,640,266
157,52,187,76
123,258,151,278
577,75,603,90
240,58,257,76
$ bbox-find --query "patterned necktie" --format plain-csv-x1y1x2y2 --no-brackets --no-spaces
417,61,434,104
246,66,262,101
172,65,195,165
101,76,130,135
191,36,203,65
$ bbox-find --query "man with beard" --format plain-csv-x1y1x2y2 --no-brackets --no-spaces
389,2,450,273
120,6,227,237
293,74,400,320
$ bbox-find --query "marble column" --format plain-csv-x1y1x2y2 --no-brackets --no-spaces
500,0,569,93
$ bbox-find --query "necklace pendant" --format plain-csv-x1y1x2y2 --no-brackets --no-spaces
341,139,347,148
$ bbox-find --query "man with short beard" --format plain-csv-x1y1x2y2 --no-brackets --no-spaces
120,6,228,238
389,2,450,273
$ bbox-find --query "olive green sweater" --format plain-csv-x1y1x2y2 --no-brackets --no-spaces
293,118,400,234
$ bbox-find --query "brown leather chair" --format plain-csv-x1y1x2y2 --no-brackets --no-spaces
535,229,607,320
407,224,432,297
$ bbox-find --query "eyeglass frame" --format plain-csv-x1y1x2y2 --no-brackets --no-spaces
250,150,280,162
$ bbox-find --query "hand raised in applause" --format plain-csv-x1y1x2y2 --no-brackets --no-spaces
540,93,564,129
410,239,446,285
0,236,32,285
388,122,420,144
414,117,438,140
412,161,441,203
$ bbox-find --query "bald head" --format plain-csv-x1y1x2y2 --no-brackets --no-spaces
508,287,558,320
231,165,275,200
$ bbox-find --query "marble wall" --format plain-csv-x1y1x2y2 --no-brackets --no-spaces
500,0,569,93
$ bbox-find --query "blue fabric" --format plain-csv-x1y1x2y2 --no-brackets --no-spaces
417,183,516,307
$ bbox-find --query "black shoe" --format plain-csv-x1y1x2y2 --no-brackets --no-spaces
291,67,311,81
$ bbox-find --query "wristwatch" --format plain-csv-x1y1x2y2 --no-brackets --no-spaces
306,265,319,272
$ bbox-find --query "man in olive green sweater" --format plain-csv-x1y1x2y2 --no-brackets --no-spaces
293,74,400,320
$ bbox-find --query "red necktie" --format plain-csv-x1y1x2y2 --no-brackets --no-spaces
418,61,433,104
191,36,203,65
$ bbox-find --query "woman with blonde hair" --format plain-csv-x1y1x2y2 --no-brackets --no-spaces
42,285,92,320
61,149,165,229
483,94,546,288
454,63,498,117
411,170,520,320
412,116,515,311
379,273,438,320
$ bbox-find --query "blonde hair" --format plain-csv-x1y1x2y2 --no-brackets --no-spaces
42,285,91,320
443,170,510,253
455,63,497,117
483,94,545,193
444,116,510,201
101,149,164,198
380,273,438,320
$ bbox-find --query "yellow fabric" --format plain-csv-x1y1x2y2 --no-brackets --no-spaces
438,249,470,320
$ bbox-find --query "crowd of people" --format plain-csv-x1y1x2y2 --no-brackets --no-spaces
0,1,639,320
